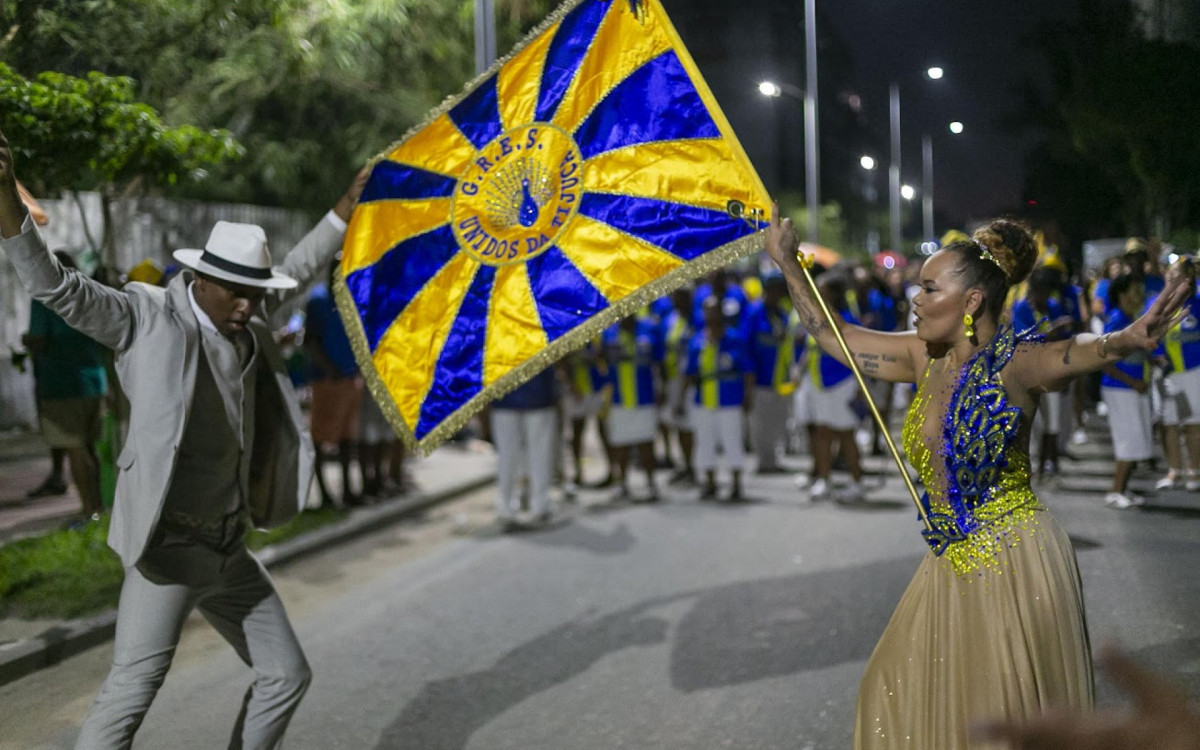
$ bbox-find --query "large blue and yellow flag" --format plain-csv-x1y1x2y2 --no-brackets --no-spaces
338,0,770,451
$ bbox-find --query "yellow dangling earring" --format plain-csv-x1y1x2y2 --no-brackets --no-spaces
963,313,975,341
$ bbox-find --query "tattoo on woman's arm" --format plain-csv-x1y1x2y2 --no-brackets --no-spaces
1062,339,1073,365
858,352,881,374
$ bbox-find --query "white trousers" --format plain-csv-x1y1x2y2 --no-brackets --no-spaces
1102,386,1154,461
751,386,790,469
490,407,557,518
692,406,746,472
76,544,310,750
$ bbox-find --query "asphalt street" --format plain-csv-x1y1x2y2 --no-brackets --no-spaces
3,429,1200,749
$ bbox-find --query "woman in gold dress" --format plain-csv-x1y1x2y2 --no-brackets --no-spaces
765,208,1193,749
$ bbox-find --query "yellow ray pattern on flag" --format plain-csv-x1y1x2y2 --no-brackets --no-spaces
550,3,673,133
386,116,477,178
495,19,560,132
483,264,550,386
343,198,450,274
371,253,482,429
336,0,771,452
583,140,759,210
554,213,684,300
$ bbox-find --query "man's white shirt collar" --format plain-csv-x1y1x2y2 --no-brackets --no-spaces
187,282,220,334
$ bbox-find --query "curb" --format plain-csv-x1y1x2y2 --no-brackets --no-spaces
0,473,494,687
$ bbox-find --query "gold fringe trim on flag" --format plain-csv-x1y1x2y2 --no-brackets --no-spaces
334,226,766,454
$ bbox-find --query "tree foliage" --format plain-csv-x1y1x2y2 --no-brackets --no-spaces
0,63,242,194
1020,0,1200,243
1,0,556,213
0,62,242,252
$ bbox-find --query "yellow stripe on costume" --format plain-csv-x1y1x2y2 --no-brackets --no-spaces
700,342,718,408
550,4,672,133
806,339,824,391
385,115,477,179
483,264,550,387
554,213,683,303
1166,327,1185,374
616,332,637,408
372,253,481,428
495,19,559,131
774,330,795,394
342,198,451,275
583,139,761,211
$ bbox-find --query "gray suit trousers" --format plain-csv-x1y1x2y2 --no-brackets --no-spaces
75,539,310,750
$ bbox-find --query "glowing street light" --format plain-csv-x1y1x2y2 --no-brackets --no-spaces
949,121,964,134
901,184,916,201
758,80,782,98
860,155,877,170
926,66,944,80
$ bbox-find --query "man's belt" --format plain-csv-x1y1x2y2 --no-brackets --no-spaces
160,510,244,535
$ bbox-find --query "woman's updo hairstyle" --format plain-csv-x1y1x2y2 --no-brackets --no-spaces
943,218,1038,320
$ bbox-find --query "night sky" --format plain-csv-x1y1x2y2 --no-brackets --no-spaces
821,0,1079,226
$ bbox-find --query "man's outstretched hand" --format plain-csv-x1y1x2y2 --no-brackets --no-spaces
333,165,371,224
0,126,28,239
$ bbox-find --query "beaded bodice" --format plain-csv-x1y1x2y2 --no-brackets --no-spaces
901,325,1045,574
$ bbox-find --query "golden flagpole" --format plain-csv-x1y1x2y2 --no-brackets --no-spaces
795,251,932,532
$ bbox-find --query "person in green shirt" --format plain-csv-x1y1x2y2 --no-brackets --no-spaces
25,251,109,522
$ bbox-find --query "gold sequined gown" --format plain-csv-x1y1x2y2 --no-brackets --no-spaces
854,327,1094,749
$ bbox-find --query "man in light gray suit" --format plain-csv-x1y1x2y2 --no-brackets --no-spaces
0,127,367,749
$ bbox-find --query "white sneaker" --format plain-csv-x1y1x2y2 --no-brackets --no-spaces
793,473,812,489
1071,428,1088,446
1104,492,1145,510
1187,477,1200,492
838,481,866,502
809,478,829,499
1155,474,1181,490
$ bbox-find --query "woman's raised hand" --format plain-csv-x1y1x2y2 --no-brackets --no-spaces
1125,259,1196,351
765,202,803,273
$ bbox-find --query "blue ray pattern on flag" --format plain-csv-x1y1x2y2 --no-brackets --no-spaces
534,0,611,123
576,193,752,261
526,246,610,342
345,225,459,350
359,161,458,203
574,51,719,160
448,75,504,150
414,265,497,439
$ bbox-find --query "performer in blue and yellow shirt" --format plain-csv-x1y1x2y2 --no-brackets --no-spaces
686,296,754,501
1158,285,1200,491
659,287,697,485
1100,274,1154,508
560,339,614,492
803,275,866,502
1012,267,1077,480
745,273,799,474
602,315,663,502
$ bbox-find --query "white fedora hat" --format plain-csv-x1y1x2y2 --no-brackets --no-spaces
173,221,298,289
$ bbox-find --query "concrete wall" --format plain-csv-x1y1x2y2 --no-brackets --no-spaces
0,193,311,429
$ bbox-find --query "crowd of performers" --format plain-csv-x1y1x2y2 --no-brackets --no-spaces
504,233,1200,521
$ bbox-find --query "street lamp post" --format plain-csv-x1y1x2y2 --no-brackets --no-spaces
756,0,819,245
888,67,944,253
803,0,819,246
474,0,497,75
758,78,819,245
888,83,901,253
922,134,933,242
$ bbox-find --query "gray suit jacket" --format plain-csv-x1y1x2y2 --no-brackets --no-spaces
2,215,345,566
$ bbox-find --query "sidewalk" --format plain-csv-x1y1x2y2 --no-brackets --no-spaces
0,433,497,686
0,428,90,544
